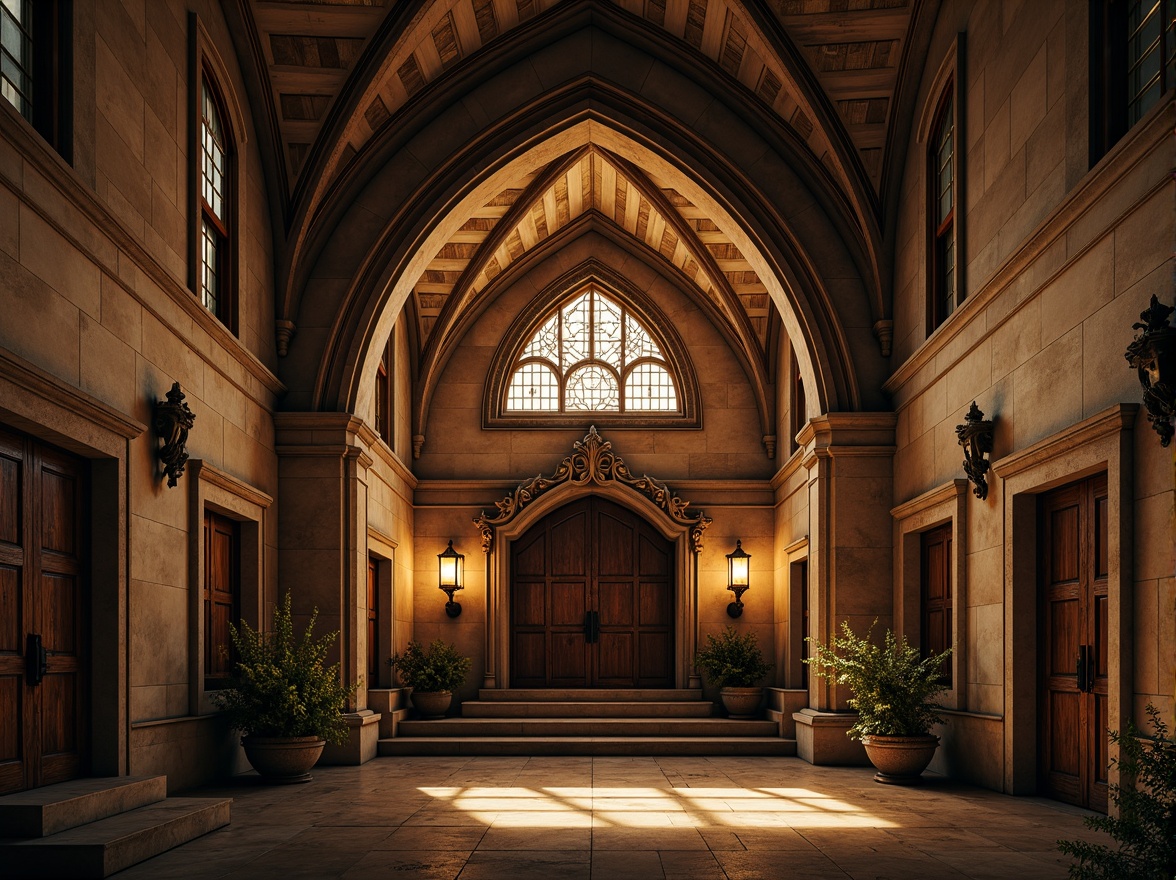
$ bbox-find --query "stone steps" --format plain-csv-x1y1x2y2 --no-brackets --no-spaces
477,688,702,701
0,778,230,879
379,736,797,757
398,717,779,737
462,700,713,718
377,687,795,757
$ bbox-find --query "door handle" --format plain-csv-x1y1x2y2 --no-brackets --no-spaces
1076,645,1088,693
26,634,47,686
583,611,600,644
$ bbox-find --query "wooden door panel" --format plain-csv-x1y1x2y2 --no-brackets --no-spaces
550,512,587,576
597,515,633,575
596,632,633,682
549,633,587,683
1040,474,1110,813
40,467,77,556
639,583,670,627
513,581,546,626
0,450,20,547
598,581,633,626
512,632,546,685
550,582,586,627
637,633,671,681
514,534,546,577
0,676,22,791
0,565,19,653
638,535,668,576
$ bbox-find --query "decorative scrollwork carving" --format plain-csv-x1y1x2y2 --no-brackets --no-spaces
474,426,711,553
955,401,994,500
153,382,196,488
1124,295,1175,447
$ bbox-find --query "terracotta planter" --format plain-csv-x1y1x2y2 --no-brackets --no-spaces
719,687,763,719
242,735,325,784
861,734,940,784
411,690,453,719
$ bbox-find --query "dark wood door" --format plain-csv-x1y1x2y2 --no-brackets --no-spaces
511,496,674,688
1039,474,1108,813
203,511,238,690
0,425,88,795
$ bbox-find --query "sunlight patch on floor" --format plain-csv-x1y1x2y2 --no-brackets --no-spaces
417,784,896,828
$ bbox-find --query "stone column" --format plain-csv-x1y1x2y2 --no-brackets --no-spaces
792,413,896,765
275,412,380,764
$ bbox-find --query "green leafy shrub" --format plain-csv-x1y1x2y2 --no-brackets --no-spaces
211,593,355,744
1058,704,1176,880
805,620,951,740
389,639,471,693
695,626,772,688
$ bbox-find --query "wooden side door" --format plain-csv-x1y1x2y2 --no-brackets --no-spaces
1039,474,1108,812
510,497,674,688
203,511,238,690
0,425,88,795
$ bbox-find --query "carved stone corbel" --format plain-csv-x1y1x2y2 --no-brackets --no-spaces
955,401,994,500
153,382,196,488
275,319,296,357
1124,295,1175,447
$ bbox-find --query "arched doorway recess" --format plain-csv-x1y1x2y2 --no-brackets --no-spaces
474,427,710,689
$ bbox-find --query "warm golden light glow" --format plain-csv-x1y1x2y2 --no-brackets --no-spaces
416,783,896,829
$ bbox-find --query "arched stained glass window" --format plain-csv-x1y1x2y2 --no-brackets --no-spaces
505,289,679,414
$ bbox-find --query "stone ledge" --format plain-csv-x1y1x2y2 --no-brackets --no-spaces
319,711,381,766
792,708,869,766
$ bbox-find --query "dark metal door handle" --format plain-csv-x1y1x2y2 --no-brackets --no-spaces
1076,645,1088,693
583,611,600,644
26,634,47,685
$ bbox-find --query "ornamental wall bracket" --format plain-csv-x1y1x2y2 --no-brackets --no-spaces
955,401,994,500
153,382,196,488
473,426,712,553
1124,294,1175,447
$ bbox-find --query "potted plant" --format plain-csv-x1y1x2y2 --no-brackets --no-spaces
389,638,472,719
806,620,952,784
211,593,355,783
694,625,773,718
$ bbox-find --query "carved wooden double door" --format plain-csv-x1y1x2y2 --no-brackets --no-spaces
510,496,674,688
0,425,88,795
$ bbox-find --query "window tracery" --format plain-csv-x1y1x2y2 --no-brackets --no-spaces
504,289,679,414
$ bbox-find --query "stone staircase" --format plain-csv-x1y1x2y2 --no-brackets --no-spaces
0,776,230,879
378,688,797,756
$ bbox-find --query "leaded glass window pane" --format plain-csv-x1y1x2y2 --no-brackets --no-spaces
0,0,31,120
523,314,559,362
201,217,220,315
201,82,227,223
595,294,623,369
506,362,559,411
561,291,592,370
566,365,619,411
625,315,661,361
625,363,677,411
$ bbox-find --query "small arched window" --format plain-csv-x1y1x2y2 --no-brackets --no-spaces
483,269,700,429
505,288,678,414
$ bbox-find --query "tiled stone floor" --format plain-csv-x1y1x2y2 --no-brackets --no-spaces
117,756,1107,879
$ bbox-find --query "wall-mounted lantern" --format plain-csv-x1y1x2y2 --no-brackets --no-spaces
726,540,750,618
1125,295,1175,447
438,540,464,618
955,401,994,500
153,382,195,488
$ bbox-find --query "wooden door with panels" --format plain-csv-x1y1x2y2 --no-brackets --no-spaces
1039,473,1109,813
510,496,674,688
0,425,89,795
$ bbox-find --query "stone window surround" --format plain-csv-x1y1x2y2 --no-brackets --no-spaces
188,12,249,338
188,460,271,716
918,33,967,341
891,478,969,711
990,402,1136,795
